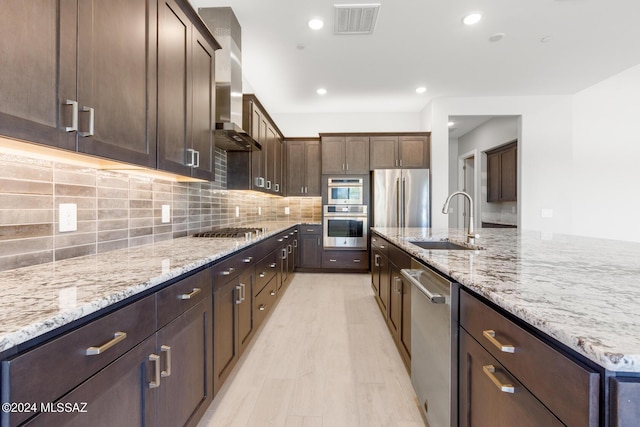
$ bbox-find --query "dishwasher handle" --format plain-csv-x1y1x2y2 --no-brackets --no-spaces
401,268,447,304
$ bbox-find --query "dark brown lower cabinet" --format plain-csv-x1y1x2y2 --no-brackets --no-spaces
156,296,212,427
24,336,157,427
238,268,255,354
298,226,322,269
459,329,564,427
213,274,240,395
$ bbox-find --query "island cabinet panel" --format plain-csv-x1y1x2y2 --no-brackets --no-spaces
459,329,564,427
610,377,640,426
459,289,600,427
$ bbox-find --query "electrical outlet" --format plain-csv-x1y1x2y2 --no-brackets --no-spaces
59,203,77,232
284,207,290,215
235,206,240,217
258,206,262,216
161,205,171,223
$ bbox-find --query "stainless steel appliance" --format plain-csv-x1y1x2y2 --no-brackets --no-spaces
401,260,456,427
327,177,364,205
323,205,368,249
372,169,430,227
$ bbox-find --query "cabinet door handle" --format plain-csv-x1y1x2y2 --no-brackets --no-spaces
235,285,242,304
482,330,516,353
85,331,127,355
394,277,402,293
269,263,276,268
266,180,272,190
160,345,172,378
281,248,287,259
277,238,284,242
346,163,349,171
306,229,315,232
270,290,276,296
80,106,94,137
243,257,253,263
317,237,321,246
288,244,292,254
186,148,199,167
301,186,304,193
259,272,266,278
178,288,201,300
293,240,297,248
329,259,337,262
353,259,361,263
274,183,280,193
148,354,161,389
374,254,381,267
222,267,235,276
482,365,515,393
258,304,267,311
241,283,246,301
64,99,78,132
255,177,265,188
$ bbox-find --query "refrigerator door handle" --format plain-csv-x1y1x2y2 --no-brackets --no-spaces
402,177,407,228
396,178,401,228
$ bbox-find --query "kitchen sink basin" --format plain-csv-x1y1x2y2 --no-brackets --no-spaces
408,240,476,250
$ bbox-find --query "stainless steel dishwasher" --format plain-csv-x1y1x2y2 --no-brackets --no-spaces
402,259,456,427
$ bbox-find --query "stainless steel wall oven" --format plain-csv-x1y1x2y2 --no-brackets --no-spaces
323,205,368,249
326,177,364,205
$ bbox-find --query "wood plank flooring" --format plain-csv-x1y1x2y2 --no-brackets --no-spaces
197,273,426,427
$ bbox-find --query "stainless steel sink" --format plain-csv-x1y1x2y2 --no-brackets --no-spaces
408,240,475,250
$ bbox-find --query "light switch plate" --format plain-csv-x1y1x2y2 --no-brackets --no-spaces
59,203,77,232
284,207,290,215
235,206,240,217
161,205,171,223
258,206,262,216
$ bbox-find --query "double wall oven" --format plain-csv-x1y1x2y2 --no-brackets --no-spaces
323,177,368,250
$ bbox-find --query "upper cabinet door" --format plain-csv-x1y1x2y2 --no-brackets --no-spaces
398,135,429,168
321,137,346,174
0,0,76,151
76,0,157,168
190,29,216,181
344,136,369,174
370,136,399,169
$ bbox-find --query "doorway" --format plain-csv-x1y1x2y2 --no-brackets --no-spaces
457,150,477,229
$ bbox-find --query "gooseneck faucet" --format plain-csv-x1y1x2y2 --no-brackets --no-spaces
442,191,479,243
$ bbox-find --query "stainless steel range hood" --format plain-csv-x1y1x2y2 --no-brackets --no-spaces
199,7,261,152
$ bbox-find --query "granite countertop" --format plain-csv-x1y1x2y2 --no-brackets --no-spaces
0,221,306,355
372,227,640,373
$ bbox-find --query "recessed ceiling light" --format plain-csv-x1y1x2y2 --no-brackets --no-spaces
462,13,482,26
448,121,455,127
540,35,553,43
316,88,327,95
489,32,505,42
308,18,324,30
415,87,427,94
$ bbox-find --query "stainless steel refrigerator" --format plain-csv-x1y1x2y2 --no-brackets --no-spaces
372,169,430,228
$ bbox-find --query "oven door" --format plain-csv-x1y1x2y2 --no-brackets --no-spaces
327,186,364,205
323,215,368,249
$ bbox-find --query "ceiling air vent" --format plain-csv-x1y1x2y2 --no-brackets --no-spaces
334,4,380,35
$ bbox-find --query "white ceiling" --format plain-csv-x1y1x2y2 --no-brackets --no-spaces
189,0,640,116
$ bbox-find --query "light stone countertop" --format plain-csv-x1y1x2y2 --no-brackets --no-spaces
0,221,305,355
372,227,640,373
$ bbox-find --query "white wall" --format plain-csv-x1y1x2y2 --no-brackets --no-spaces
272,112,422,137
422,95,575,232
571,64,640,242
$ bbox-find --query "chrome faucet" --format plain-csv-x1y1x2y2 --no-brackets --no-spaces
442,191,479,243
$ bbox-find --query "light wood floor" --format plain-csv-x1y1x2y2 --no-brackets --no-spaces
197,273,426,427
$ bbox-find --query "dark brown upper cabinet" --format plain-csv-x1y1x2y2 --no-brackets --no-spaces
0,0,157,167
486,141,517,202
228,94,284,194
157,0,217,180
285,139,321,196
321,135,369,175
369,134,430,169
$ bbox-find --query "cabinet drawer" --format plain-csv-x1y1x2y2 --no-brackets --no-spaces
388,243,411,269
212,247,256,285
322,250,369,269
460,290,600,427
255,251,278,295
255,277,277,328
370,234,389,256
256,230,291,259
2,295,156,426
300,225,322,235
157,268,212,329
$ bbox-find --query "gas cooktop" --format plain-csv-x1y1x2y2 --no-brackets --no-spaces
191,227,263,238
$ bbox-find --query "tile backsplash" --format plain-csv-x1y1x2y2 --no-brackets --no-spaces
0,148,321,271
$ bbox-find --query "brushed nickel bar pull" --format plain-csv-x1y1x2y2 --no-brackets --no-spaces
274,183,280,192
186,148,196,167
64,99,78,132
222,267,235,276
482,365,515,393
293,240,298,248
160,345,172,377
353,259,361,263
258,304,267,311
80,106,94,137
194,150,200,168
149,354,161,388
178,288,201,300
269,263,276,268
86,331,127,355
259,272,266,278
243,257,253,263
235,285,242,304
270,290,276,296
483,330,516,353
374,254,381,267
